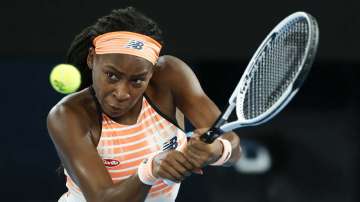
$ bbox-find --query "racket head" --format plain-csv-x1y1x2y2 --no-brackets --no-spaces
233,12,319,126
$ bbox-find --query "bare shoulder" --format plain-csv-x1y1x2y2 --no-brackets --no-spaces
47,88,99,142
145,55,196,120
154,55,189,76
157,55,185,68
47,88,94,123
152,56,221,130
151,55,195,88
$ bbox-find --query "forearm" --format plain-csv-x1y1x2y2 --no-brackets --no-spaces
95,174,151,202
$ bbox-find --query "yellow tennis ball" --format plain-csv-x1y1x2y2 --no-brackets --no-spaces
50,64,81,94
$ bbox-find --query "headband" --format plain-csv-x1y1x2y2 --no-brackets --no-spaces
93,31,162,65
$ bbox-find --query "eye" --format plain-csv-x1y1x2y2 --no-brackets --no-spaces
105,72,118,82
131,78,146,87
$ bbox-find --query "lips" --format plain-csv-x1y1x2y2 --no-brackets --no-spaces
109,104,122,110
104,97,132,116
108,105,125,114
107,102,130,116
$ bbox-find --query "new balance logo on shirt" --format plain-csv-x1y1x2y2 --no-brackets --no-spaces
163,136,178,151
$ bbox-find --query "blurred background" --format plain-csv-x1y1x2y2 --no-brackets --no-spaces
1,0,359,201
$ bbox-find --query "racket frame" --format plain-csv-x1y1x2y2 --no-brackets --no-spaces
201,12,319,143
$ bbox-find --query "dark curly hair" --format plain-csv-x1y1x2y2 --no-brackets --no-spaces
66,7,163,89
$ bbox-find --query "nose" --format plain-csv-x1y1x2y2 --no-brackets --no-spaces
112,82,131,101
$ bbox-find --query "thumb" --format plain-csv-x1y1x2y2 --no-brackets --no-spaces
190,128,209,140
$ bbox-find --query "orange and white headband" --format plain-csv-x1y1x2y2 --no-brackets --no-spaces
93,31,162,65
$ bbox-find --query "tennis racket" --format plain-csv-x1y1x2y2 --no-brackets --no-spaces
164,11,319,185
200,11,319,143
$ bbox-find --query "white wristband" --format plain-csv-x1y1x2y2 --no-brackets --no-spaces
210,138,232,166
138,154,157,185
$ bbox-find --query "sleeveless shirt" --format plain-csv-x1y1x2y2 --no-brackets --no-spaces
59,92,187,202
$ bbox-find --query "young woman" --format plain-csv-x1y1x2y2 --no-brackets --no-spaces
47,7,241,202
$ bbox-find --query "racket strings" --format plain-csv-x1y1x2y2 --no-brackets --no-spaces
243,18,309,119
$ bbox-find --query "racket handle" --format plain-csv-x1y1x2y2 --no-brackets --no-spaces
200,117,227,143
200,128,224,143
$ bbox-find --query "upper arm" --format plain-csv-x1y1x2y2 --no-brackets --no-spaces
155,56,240,164
47,104,112,201
157,55,221,128
160,56,241,162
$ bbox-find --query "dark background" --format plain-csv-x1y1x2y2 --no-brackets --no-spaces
0,0,359,201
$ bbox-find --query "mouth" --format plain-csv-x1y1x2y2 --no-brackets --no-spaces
109,104,125,111
104,97,136,117
105,104,126,117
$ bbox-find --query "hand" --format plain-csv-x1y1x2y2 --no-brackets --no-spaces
152,150,194,183
183,128,224,168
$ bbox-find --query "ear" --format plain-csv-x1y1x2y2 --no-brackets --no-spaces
87,47,95,70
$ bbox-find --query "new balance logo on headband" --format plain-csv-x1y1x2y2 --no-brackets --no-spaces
126,40,144,50
93,32,161,65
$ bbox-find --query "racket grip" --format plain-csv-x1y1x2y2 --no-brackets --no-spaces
200,117,227,143
200,127,224,144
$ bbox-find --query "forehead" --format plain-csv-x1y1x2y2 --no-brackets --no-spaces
95,53,153,73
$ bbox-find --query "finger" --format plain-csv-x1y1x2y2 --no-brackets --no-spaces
190,132,201,140
187,142,208,158
183,147,205,168
173,152,194,172
188,139,218,159
182,150,199,168
169,156,192,178
188,138,209,150
159,160,184,182
192,168,203,175
157,168,178,183
188,143,212,166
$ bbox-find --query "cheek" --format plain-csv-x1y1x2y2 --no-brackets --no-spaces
130,85,147,98
93,68,106,82
128,83,149,102
92,70,112,90
91,69,102,87
92,73,112,100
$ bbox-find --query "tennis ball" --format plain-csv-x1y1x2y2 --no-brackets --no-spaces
50,64,81,94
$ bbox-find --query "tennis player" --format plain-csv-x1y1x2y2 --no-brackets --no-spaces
47,7,241,202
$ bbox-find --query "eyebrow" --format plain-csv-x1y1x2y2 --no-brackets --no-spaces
104,65,149,77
